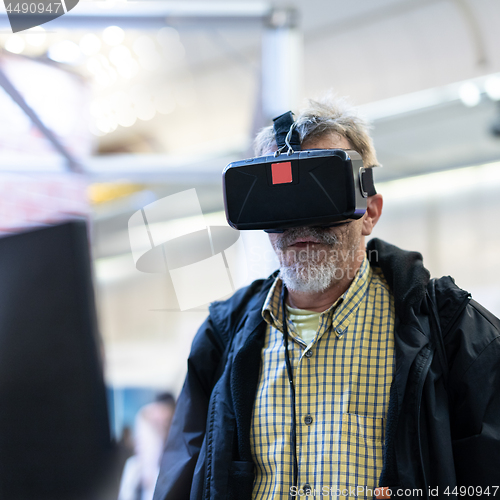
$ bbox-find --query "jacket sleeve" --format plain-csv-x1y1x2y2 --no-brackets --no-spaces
153,315,226,500
449,301,500,486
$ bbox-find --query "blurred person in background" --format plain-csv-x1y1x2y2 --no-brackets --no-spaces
118,394,175,500
153,95,500,500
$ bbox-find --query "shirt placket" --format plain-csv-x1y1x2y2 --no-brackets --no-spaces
292,311,334,496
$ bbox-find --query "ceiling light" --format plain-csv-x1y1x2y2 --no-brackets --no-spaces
157,27,185,63
485,76,500,101
109,45,131,65
103,26,125,46
5,35,25,54
116,108,136,127
96,116,112,134
137,51,162,71
25,27,46,47
80,33,101,56
130,86,156,121
459,82,481,107
133,35,155,56
87,57,102,75
48,40,82,64
154,89,176,115
116,59,139,79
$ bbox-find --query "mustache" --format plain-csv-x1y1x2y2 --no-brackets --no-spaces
274,227,340,251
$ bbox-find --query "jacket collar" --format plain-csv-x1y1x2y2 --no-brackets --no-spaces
208,271,277,345
367,238,470,329
367,238,431,324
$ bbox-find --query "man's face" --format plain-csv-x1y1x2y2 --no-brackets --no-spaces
268,133,365,294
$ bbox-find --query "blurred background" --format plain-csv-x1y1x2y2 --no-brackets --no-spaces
1,0,500,460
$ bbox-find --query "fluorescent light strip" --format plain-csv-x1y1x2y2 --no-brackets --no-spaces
70,2,271,18
360,72,500,121
378,161,500,203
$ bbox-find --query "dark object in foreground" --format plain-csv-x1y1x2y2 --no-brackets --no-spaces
0,221,112,500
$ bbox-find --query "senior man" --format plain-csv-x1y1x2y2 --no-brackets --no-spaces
153,96,500,500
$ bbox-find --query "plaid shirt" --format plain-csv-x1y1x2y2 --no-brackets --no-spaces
250,257,395,499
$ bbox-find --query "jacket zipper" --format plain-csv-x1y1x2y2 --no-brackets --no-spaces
416,291,471,498
203,383,220,500
416,348,433,500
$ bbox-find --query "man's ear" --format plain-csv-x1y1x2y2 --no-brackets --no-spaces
361,194,383,236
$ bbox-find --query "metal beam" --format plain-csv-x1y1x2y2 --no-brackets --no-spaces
0,1,273,30
261,7,302,121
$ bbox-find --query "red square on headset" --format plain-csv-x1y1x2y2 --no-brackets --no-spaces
271,162,293,184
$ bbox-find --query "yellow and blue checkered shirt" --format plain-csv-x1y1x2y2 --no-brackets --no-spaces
250,257,395,499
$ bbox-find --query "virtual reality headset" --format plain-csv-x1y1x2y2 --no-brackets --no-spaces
223,111,377,232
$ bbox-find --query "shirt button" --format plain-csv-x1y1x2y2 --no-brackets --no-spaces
304,414,313,425
303,483,312,495
305,349,313,358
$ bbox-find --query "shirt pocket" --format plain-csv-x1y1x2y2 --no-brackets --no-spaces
339,413,385,495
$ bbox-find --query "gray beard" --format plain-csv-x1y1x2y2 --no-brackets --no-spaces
279,259,341,294
274,227,360,294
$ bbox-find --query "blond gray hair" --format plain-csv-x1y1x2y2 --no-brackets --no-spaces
254,95,378,167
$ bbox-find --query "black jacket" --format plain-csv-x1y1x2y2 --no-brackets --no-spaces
153,239,500,500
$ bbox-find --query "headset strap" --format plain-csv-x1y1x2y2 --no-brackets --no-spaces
273,111,301,151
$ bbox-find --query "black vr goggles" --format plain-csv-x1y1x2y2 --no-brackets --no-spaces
223,111,377,232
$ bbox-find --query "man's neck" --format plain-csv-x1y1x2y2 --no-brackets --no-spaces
285,247,366,313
